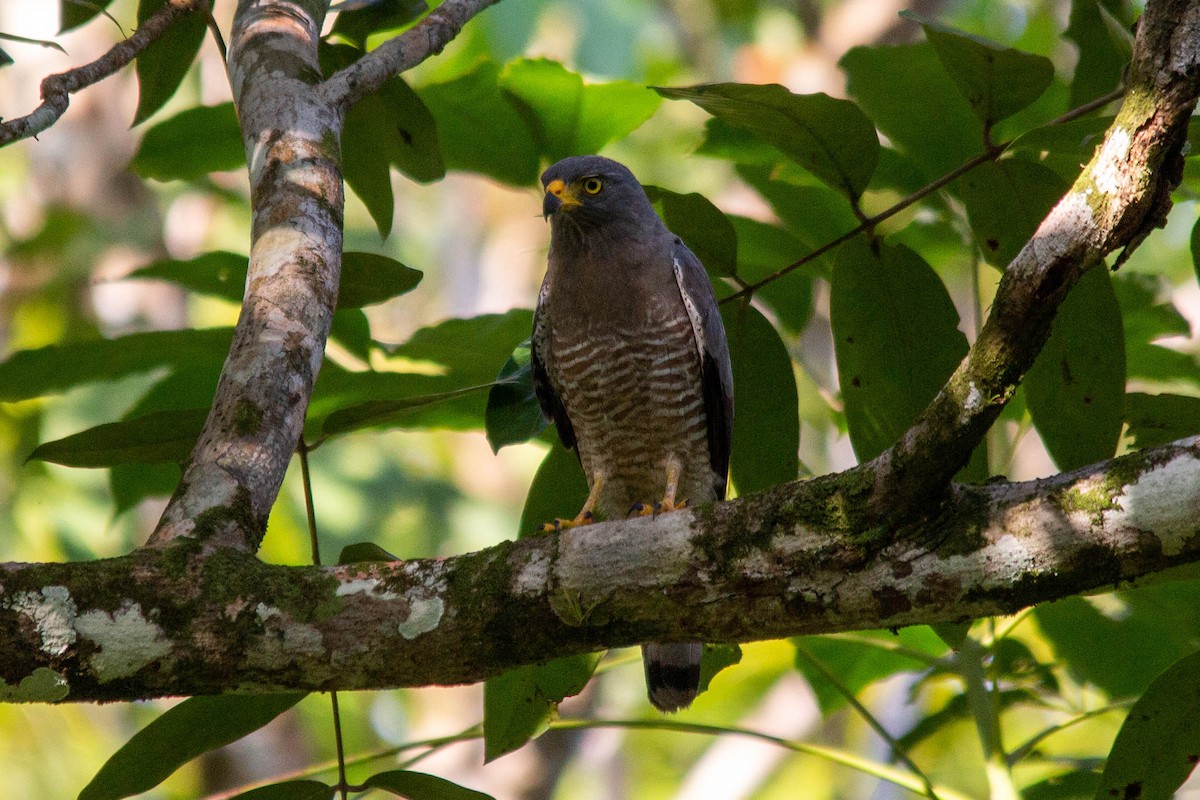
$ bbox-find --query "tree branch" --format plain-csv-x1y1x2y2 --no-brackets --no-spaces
0,0,209,147
2,438,1198,703
150,0,339,551
865,0,1200,521
319,0,503,111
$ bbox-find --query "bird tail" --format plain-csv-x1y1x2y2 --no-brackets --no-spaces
642,642,703,713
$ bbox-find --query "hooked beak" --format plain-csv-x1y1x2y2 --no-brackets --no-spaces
542,178,581,219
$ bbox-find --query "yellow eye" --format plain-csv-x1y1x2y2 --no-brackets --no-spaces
583,177,603,195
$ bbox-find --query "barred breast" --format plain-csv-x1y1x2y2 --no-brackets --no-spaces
547,306,714,519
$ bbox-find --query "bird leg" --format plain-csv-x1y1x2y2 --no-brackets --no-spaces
629,456,689,518
541,471,604,532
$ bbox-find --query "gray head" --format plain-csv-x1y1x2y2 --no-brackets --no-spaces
541,156,665,247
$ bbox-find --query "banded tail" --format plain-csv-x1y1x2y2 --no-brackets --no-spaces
643,642,702,712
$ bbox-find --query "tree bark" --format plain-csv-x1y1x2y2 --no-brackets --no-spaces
1,437,1198,702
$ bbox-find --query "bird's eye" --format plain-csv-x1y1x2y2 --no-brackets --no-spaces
583,177,603,195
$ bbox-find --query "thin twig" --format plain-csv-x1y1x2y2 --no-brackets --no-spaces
0,0,210,146
298,440,350,800
720,86,1127,305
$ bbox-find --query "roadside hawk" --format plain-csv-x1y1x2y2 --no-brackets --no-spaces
532,155,734,712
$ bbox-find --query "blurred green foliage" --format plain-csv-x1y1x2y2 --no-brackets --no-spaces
4,0,1200,798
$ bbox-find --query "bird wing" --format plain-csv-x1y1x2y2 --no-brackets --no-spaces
671,238,734,500
531,274,578,453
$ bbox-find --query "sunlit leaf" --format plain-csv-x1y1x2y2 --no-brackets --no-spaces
1095,649,1200,800
698,643,742,693
500,58,660,161
904,11,1054,127
364,770,495,800
485,339,547,453
419,61,539,186
841,42,982,177
130,103,244,181
1024,265,1124,471
27,408,207,466
0,328,234,401
830,237,967,461
958,157,1068,268
657,83,878,198
133,0,207,125
78,694,306,800
792,629,946,714
722,303,798,495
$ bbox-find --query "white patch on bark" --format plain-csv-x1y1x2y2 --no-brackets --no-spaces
1110,452,1200,556
0,667,69,703
6,585,77,656
75,602,172,681
1092,127,1131,195
398,595,444,639
514,550,550,597
962,382,984,423
248,603,325,669
336,578,399,601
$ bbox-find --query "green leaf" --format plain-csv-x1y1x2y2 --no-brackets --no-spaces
129,250,420,309
227,781,334,800
903,11,1054,127
499,58,660,161
0,46,11,68
1125,393,1200,448
735,166,858,268
1023,771,1101,800
133,0,207,125
1034,582,1200,699
0,31,67,54
364,770,495,800
315,311,534,436
338,542,400,563
111,463,181,517
0,328,233,401
483,652,601,762
644,186,737,277
28,408,207,467
485,339,547,453
1065,0,1132,108
722,303,798,495
830,237,968,461
1192,215,1200,290
698,643,742,693
342,94,396,236
60,0,117,32
516,440,589,536
656,83,879,198
419,61,539,186
729,215,813,333
339,252,423,307
1113,273,1195,385
78,693,306,800
330,308,374,361
958,157,1069,268
1024,265,1125,471
1009,115,1112,160
128,251,247,303
1094,649,1200,800
329,0,427,49
841,42,982,177
792,629,946,714
130,103,244,181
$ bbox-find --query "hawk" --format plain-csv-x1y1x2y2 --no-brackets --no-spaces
532,155,734,712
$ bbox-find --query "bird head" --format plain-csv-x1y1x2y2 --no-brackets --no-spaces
540,156,660,237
